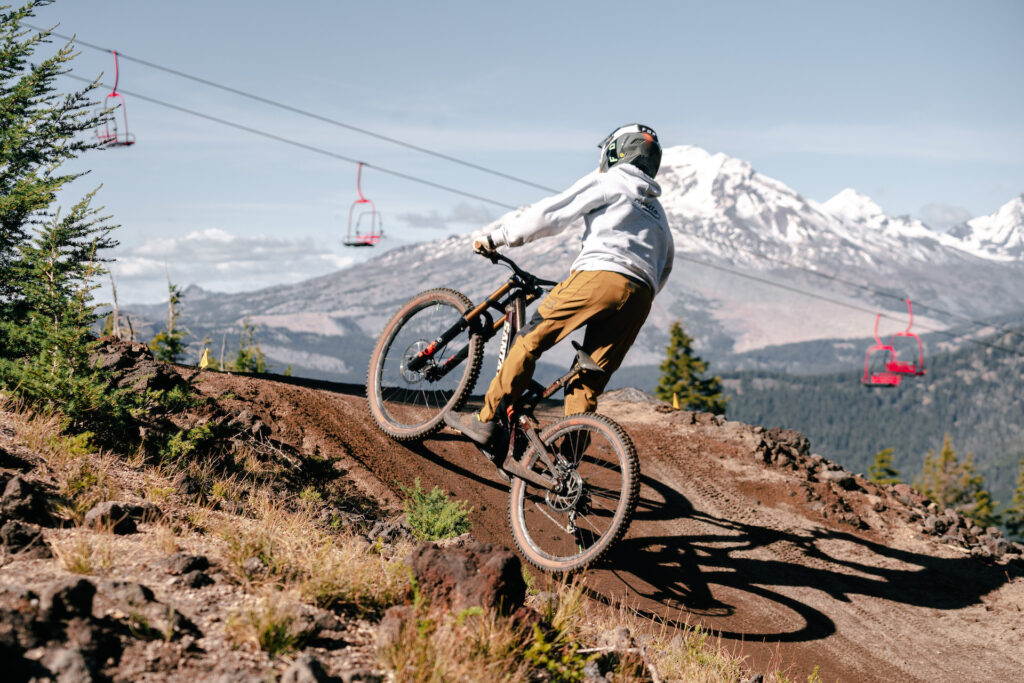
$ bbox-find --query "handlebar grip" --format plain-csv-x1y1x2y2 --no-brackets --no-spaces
474,246,499,263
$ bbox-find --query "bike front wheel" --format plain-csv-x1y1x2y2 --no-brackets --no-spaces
508,412,640,573
367,288,484,440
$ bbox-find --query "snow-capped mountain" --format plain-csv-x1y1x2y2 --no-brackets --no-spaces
822,188,937,242
127,145,1024,383
947,195,1024,260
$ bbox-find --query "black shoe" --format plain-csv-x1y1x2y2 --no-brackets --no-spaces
444,411,497,446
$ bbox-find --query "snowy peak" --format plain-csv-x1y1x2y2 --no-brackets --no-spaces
820,188,937,242
656,145,840,257
955,195,1024,259
822,189,886,225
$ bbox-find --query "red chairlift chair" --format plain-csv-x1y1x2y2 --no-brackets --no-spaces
342,163,382,247
96,51,136,147
885,299,926,376
862,314,902,387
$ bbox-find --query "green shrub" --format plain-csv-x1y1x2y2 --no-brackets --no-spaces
523,624,595,682
159,421,218,464
400,478,473,541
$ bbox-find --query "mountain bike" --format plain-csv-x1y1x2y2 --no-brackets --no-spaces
366,249,640,572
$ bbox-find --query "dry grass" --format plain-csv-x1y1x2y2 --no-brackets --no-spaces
376,605,533,682
6,404,123,524
151,518,182,555
551,577,746,683
51,531,114,575
215,489,411,613
226,588,312,656
376,574,751,683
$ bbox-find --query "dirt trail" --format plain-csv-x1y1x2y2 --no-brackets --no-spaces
192,371,1024,682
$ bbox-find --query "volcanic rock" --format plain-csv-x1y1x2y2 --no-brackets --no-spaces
406,540,526,615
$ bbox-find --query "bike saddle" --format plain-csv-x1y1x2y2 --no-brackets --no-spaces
571,341,604,374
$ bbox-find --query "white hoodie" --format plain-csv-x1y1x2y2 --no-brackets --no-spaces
488,164,674,293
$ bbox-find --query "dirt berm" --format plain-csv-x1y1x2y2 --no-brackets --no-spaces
193,370,1024,682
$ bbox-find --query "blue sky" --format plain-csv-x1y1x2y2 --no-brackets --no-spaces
26,0,1024,302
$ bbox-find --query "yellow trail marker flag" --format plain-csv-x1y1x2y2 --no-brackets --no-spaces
672,392,680,410
199,348,211,369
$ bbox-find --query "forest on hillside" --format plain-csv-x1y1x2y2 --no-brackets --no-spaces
723,330,1024,508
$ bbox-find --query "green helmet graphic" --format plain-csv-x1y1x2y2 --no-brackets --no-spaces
598,123,662,178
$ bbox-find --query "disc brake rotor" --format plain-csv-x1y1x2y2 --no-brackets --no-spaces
400,340,429,383
545,467,583,512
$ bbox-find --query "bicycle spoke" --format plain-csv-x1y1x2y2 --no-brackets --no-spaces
368,289,482,440
511,415,636,570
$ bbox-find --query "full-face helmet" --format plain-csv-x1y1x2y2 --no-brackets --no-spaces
598,123,661,178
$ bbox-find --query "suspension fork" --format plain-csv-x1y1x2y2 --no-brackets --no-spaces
496,293,527,372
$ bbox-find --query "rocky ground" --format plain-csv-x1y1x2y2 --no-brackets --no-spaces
1,342,1022,682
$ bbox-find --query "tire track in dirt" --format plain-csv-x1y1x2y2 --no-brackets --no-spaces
192,372,1024,682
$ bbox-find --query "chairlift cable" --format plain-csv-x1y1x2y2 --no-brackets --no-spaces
35,27,1022,338
69,65,1024,357
38,27,1020,355
62,72,518,211
29,25,559,194
675,253,1021,356
722,242,1024,345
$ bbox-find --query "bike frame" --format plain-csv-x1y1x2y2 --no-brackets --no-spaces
405,252,588,494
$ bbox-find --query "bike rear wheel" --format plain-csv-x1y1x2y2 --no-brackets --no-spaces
367,288,484,440
508,412,639,573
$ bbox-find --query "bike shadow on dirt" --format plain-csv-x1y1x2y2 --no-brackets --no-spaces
403,434,512,492
589,473,1023,644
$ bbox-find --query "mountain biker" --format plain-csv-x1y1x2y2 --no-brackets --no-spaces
449,123,674,447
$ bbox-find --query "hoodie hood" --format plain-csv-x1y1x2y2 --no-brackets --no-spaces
612,163,662,199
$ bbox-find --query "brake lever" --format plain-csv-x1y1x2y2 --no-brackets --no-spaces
474,245,500,264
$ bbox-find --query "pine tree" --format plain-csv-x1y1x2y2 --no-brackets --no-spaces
3,196,125,429
1,1,104,348
914,434,1000,528
148,280,187,363
655,321,727,414
868,447,900,485
0,4,124,430
1004,455,1024,541
230,317,267,373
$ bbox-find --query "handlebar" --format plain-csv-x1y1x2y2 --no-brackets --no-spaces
476,247,557,289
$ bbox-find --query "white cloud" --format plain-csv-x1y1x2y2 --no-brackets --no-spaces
398,202,496,230
107,228,356,303
919,203,973,232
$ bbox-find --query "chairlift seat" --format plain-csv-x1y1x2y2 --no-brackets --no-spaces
886,299,926,376
864,370,901,386
96,52,135,147
885,359,924,375
342,163,383,247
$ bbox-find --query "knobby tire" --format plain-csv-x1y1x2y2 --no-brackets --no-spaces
508,412,640,573
366,288,484,440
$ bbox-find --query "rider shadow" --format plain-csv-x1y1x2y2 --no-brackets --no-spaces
591,473,1022,644
403,435,510,492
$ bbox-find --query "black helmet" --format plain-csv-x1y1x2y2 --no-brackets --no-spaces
598,123,662,178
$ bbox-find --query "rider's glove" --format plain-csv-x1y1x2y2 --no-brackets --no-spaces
473,234,497,255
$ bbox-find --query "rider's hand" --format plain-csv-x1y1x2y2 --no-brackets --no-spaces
473,235,497,255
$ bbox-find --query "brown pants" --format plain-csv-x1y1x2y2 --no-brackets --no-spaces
479,270,653,420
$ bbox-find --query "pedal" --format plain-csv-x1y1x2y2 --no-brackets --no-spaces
477,444,511,479
475,430,505,463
